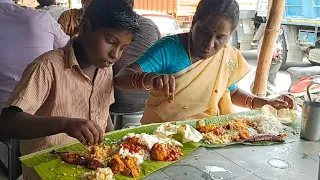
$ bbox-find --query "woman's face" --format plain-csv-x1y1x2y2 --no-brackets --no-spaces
80,22,133,68
191,15,234,59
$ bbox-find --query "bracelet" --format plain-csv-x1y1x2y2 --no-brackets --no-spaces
131,72,139,89
245,95,255,110
141,72,152,90
132,72,152,90
136,72,144,90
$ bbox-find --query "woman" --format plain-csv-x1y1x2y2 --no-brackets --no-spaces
114,0,294,124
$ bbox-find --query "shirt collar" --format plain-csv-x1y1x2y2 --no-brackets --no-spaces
63,39,110,72
63,40,80,69
0,0,15,5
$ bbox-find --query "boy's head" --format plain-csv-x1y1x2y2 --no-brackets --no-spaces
37,0,55,7
78,0,140,68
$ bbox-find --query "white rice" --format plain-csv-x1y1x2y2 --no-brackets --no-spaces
118,147,147,164
247,114,284,135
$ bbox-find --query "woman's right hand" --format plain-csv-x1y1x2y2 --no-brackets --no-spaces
150,74,176,103
62,118,104,145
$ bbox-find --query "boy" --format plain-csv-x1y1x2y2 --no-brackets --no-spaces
0,0,139,179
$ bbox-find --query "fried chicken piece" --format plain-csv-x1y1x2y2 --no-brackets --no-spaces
109,155,125,174
109,155,141,178
151,143,183,161
123,156,141,178
196,120,206,130
151,143,168,161
50,150,87,165
121,165,132,176
199,124,217,134
86,158,104,170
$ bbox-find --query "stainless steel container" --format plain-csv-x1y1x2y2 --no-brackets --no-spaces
300,82,320,141
318,153,320,180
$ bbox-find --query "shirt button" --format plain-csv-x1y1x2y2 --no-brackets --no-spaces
183,106,187,109
90,110,95,113
215,90,218,93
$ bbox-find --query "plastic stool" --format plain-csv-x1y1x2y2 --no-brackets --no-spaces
0,138,21,180
110,111,143,130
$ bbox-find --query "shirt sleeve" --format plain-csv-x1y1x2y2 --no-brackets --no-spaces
228,84,238,91
135,37,175,73
6,60,53,115
49,13,70,49
57,11,70,36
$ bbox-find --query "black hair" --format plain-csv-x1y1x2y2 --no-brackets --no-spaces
82,0,140,35
37,0,55,7
193,0,240,30
124,0,134,9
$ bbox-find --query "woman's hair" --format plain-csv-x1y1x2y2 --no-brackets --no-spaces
193,0,240,29
124,0,134,9
82,0,140,35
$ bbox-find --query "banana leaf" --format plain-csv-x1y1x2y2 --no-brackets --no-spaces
175,110,300,147
20,123,200,180
19,110,300,179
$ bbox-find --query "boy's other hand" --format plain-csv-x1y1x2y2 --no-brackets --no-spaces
62,118,104,145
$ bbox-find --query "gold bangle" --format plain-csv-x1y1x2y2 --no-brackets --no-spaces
131,72,139,89
136,72,144,90
245,95,255,110
141,72,152,90
250,96,255,110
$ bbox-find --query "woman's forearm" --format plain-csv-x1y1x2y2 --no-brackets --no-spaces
231,88,269,109
114,63,154,90
114,63,147,90
114,67,138,90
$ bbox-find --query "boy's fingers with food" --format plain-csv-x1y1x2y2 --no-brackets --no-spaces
63,118,103,145
93,121,104,143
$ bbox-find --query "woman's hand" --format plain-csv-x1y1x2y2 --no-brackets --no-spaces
62,118,104,145
150,74,176,103
267,95,296,110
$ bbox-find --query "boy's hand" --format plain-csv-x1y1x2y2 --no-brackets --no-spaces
62,118,104,145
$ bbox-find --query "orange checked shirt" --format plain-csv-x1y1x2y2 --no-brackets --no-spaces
6,40,114,180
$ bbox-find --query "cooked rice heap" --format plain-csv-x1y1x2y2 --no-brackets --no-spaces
81,167,114,180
